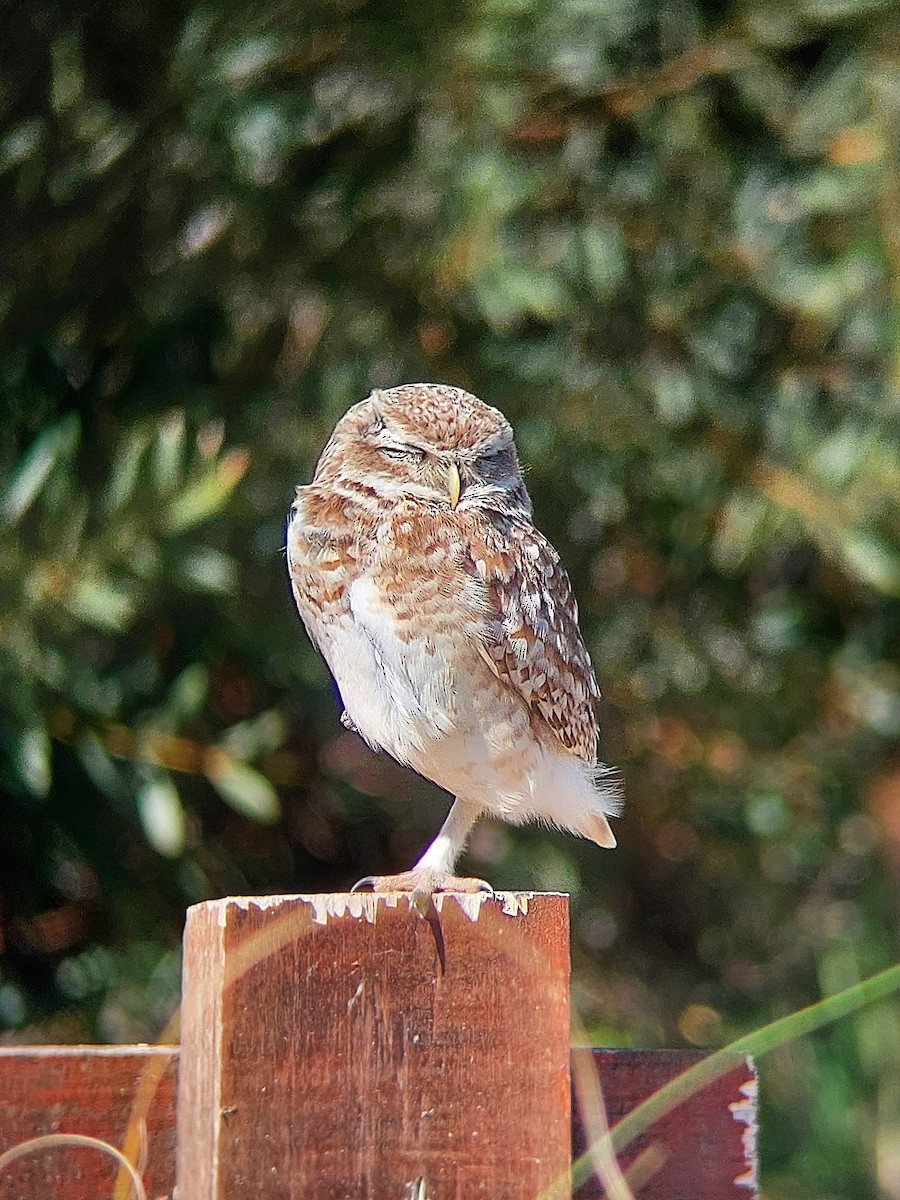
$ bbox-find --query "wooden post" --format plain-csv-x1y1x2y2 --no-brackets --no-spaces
0,1046,757,1199
176,892,571,1200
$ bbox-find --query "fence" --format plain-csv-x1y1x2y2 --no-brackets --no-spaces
0,892,757,1198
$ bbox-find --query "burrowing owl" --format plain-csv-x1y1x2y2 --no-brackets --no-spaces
287,384,619,895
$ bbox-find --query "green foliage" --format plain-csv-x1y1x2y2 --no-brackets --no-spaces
1,1,899,1194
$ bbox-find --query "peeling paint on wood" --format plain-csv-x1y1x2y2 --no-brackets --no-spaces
729,1068,759,1193
208,890,540,927
572,1049,760,1200
177,892,571,1200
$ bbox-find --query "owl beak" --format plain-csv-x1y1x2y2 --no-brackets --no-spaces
447,461,461,510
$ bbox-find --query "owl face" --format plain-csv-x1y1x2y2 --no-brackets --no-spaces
314,384,531,515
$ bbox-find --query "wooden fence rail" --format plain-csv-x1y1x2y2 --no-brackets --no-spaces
0,893,758,1199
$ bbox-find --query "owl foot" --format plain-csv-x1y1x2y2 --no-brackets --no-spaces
351,870,492,976
350,870,493,899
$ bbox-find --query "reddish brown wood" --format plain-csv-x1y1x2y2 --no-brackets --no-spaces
572,1048,758,1199
176,892,572,1200
0,895,759,1200
0,1044,757,1199
0,1045,177,1200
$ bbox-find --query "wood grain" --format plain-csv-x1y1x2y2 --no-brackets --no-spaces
0,1045,758,1200
0,895,759,1200
177,892,572,1200
0,1045,177,1200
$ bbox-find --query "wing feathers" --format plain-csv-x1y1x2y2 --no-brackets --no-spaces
465,516,601,762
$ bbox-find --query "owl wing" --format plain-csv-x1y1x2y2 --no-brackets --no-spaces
464,517,600,762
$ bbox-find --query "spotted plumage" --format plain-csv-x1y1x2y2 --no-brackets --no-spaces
287,383,620,895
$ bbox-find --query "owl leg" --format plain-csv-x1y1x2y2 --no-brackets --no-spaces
351,798,491,896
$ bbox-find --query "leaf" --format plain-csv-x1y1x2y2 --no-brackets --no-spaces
104,427,152,512
216,35,281,86
713,491,770,568
166,664,209,722
473,264,570,331
15,724,51,797
163,450,249,533
174,546,238,593
0,415,79,523
838,530,900,595
75,733,123,798
67,574,136,630
205,750,280,823
784,56,863,157
137,776,186,857
0,117,46,171
579,223,627,302
152,412,187,497
219,709,286,760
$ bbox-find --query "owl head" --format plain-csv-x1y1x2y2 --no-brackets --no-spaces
313,384,532,515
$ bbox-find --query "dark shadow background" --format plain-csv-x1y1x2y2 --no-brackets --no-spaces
1,3,899,1196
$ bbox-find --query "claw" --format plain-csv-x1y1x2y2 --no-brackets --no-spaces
350,876,378,893
349,870,493,896
348,870,493,975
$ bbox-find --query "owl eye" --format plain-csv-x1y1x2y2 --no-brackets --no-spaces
378,444,423,463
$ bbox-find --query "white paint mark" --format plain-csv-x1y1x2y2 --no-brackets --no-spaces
501,892,532,917
431,892,536,921
433,892,483,921
216,894,290,921
306,893,392,925
205,891,547,926
729,1062,760,1195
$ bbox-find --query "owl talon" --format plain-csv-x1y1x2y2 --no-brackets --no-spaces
349,870,493,898
350,875,379,893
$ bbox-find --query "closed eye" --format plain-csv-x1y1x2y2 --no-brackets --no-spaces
379,445,424,463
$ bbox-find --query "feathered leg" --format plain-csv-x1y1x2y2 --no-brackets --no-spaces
352,797,489,897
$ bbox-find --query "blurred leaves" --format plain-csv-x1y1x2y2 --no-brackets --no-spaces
205,752,281,825
1,1,899,1195
136,777,186,858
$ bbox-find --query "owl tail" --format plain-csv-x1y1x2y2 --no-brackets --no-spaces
585,811,617,849
534,751,621,848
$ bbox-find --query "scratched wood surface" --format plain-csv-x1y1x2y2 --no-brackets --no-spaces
177,892,572,1200
0,1045,758,1200
0,894,759,1200
0,1044,177,1200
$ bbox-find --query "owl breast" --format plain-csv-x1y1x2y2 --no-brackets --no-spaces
286,492,486,765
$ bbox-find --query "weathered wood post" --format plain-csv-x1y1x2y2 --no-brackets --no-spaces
176,891,571,1200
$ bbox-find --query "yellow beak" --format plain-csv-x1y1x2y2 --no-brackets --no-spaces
447,461,461,510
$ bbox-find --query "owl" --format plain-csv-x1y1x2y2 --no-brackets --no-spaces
287,384,620,896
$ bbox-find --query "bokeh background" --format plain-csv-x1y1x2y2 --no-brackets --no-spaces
2,2,899,1196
